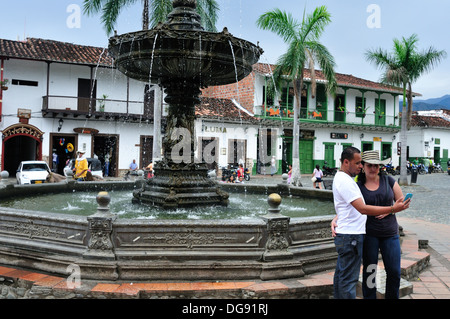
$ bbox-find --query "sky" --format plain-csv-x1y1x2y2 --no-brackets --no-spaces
1,0,449,100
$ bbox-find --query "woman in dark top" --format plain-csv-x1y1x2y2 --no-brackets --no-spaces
357,150,407,299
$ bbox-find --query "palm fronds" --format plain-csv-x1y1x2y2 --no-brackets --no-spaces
365,33,446,184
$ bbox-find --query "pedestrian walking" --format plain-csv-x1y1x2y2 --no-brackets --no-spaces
270,156,277,176
312,164,323,189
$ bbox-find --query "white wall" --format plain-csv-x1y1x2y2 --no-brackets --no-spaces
313,128,400,167
196,120,260,168
409,127,450,161
0,57,153,172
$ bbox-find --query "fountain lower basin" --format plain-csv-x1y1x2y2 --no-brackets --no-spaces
0,180,337,281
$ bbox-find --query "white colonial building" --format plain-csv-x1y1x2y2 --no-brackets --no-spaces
202,63,417,174
408,110,450,168
0,38,159,177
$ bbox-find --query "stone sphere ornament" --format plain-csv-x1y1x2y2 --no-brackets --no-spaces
96,191,111,208
268,193,282,209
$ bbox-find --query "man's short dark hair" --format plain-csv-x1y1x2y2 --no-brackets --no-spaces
340,146,360,163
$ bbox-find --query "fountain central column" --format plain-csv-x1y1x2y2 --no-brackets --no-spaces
161,80,200,167
133,78,229,209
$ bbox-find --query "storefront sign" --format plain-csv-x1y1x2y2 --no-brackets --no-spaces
330,132,348,139
73,127,99,135
17,108,31,119
300,130,315,140
202,125,227,133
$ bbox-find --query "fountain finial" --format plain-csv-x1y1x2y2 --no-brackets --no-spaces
173,0,196,8
268,193,282,210
95,191,113,216
167,0,202,30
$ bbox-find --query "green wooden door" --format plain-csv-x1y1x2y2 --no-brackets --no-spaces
382,142,392,161
324,143,335,167
443,149,449,169
375,99,386,126
299,140,314,174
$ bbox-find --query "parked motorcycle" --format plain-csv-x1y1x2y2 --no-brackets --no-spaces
432,162,444,173
240,167,251,181
417,163,426,175
406,161,412,175
221,165,237,182
322,161,337,177
384,162,398,175
221,165,250,182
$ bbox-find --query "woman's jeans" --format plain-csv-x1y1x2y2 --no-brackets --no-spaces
333,234,364,299
362,234,401,299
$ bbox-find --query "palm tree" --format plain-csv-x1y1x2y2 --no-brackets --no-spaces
83,0,219,35
366,34,446,185
257,6,337,186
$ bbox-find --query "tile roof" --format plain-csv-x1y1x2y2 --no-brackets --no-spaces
0,38,112,66
411,114,450,128
196,97,259,123
253,63,418,96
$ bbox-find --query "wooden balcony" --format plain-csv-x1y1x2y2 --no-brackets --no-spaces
255,104,401,132
42,95,155,123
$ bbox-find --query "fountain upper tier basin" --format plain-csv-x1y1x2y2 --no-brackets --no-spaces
108,26,263,86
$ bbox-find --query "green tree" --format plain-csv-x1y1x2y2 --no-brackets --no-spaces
366,34,446,185
257,6,337,186
83,0,219,35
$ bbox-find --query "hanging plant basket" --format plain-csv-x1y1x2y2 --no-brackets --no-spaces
1,79,9,90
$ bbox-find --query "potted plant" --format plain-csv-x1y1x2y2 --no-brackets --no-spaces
358,106,369,118
1,79,9,91
338,105,346,113
99,94,108,112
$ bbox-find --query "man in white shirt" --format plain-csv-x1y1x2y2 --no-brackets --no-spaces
332,147,409,299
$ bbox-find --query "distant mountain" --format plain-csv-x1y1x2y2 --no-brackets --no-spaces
419,94,450,106
400,94,450,111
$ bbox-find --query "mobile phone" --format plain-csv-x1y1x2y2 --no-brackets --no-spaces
404,193,413,202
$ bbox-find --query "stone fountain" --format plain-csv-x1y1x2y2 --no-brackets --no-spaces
0,0,337,287
109,0,263,209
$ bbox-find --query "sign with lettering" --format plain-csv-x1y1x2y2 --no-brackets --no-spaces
201,125,227,133
17,108,32,119
73,127,99,135
330,133,348,139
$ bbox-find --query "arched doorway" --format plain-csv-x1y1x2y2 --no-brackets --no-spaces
1,123,44,176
